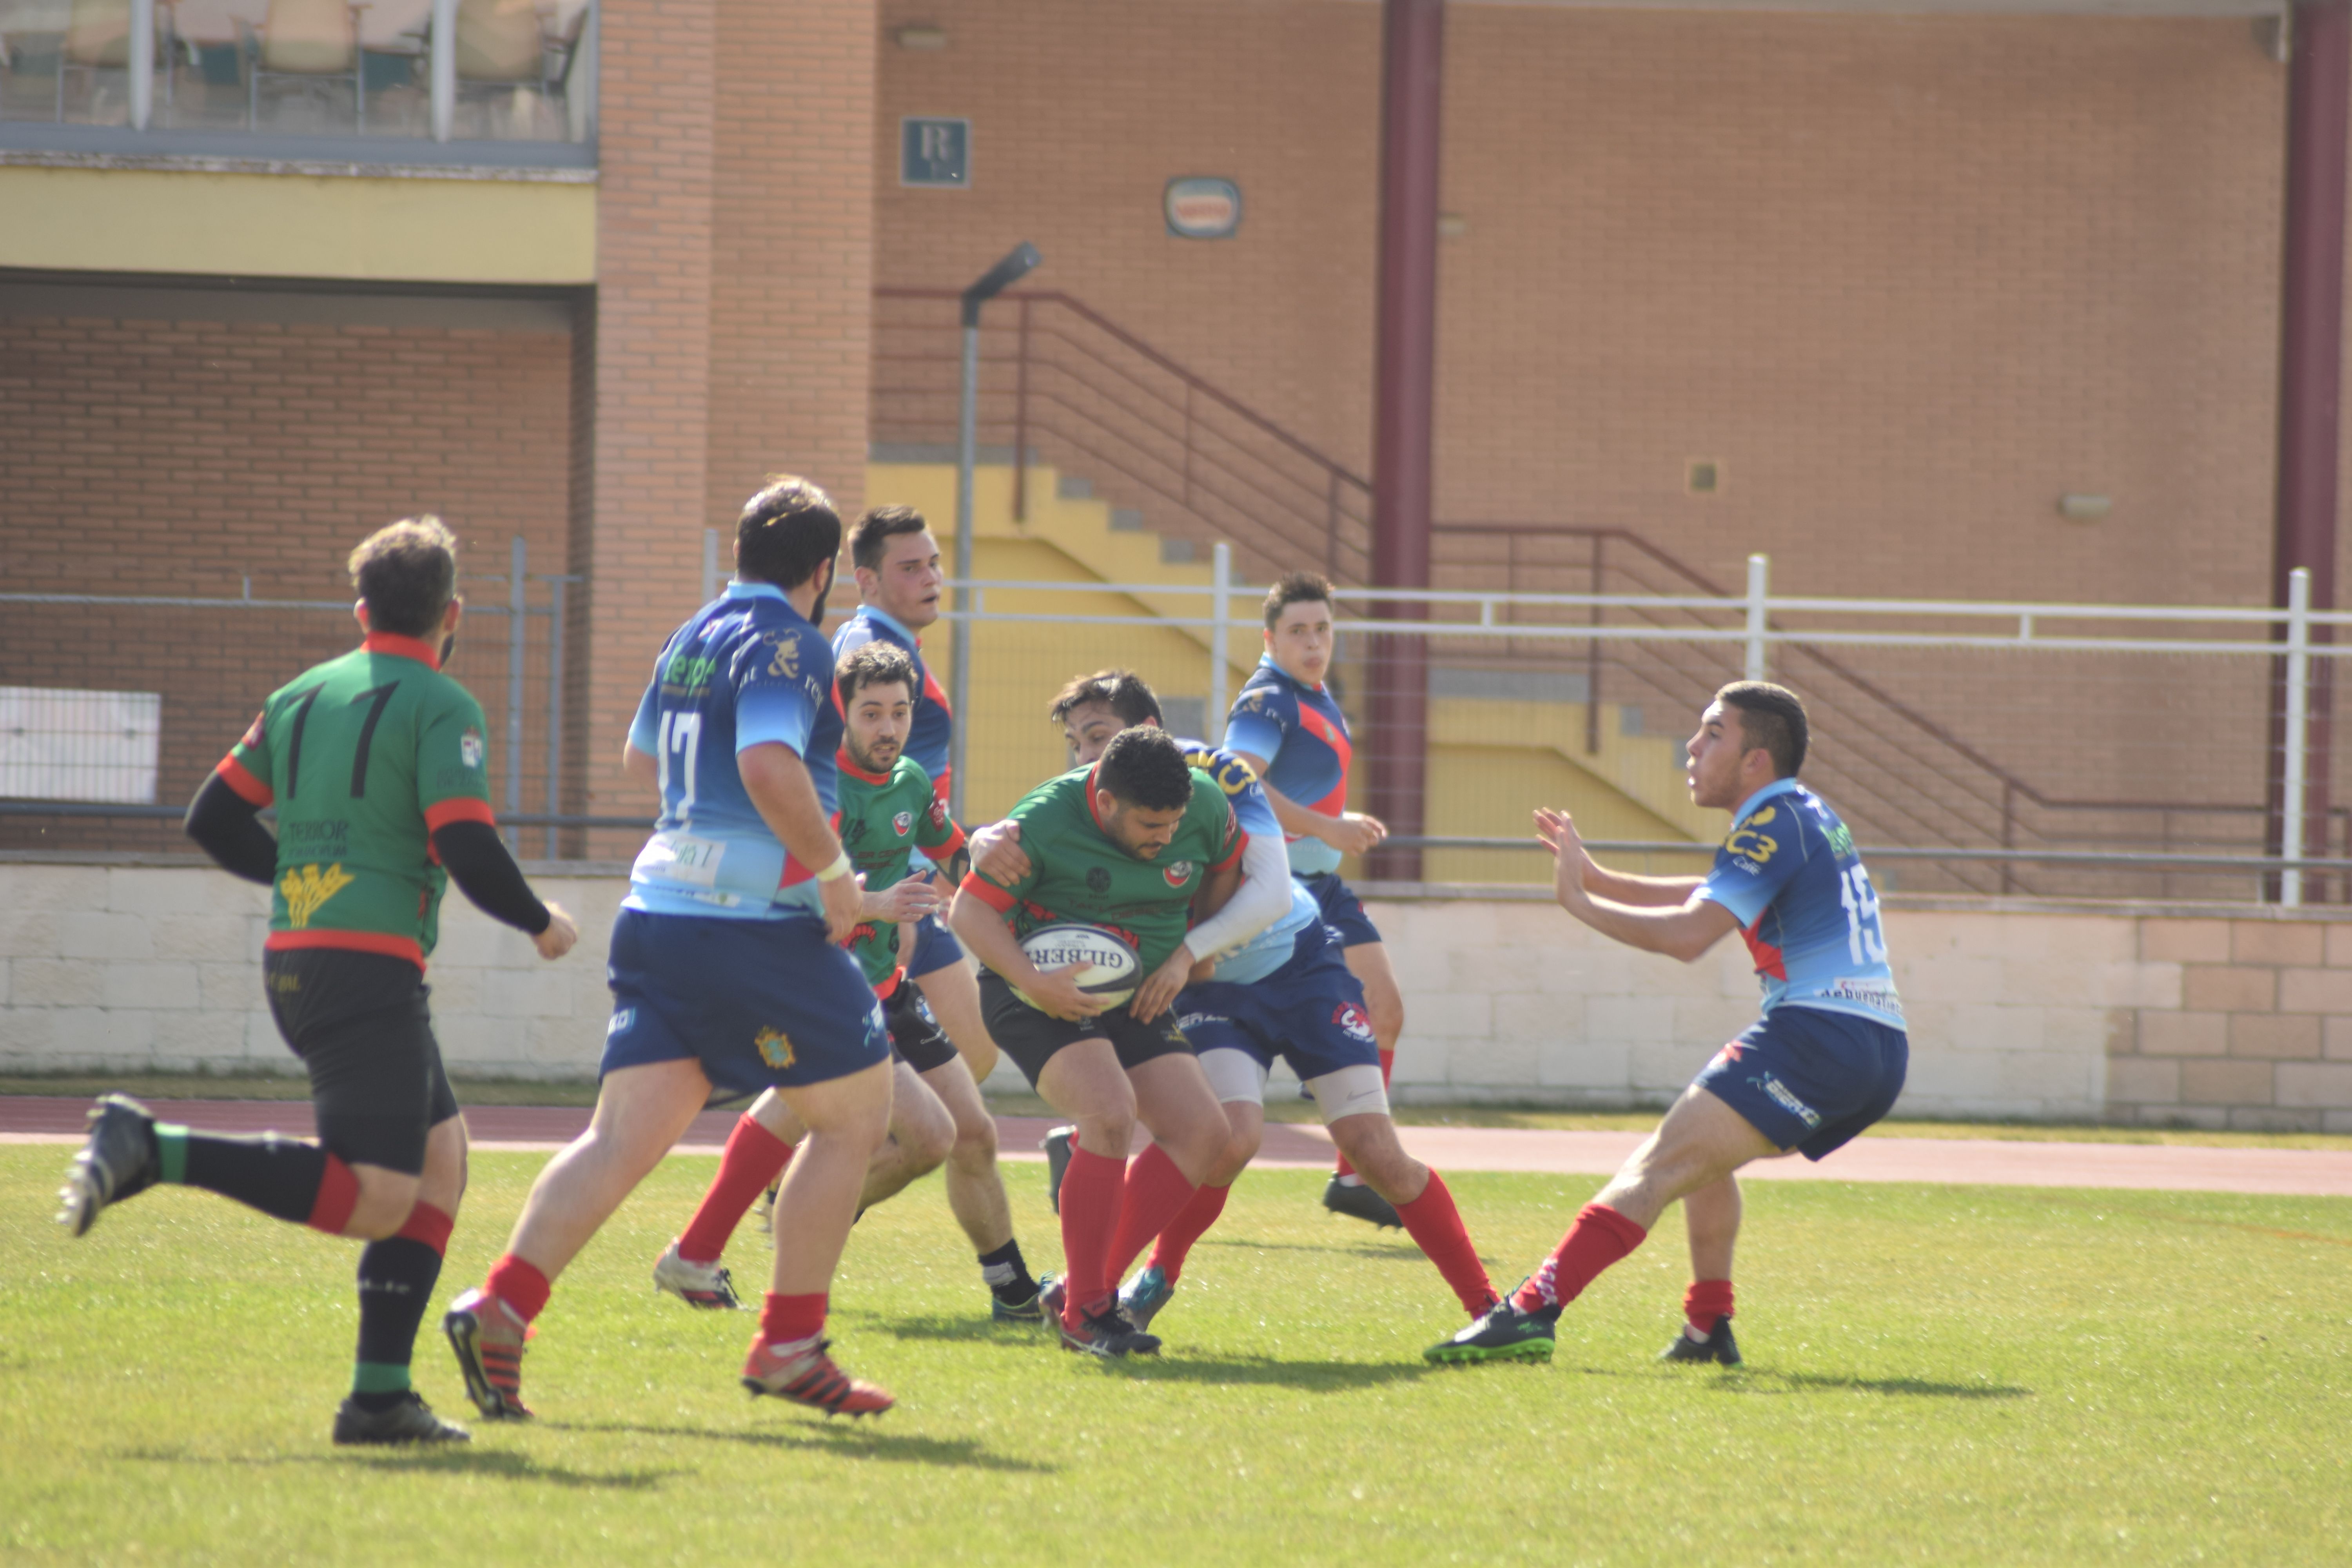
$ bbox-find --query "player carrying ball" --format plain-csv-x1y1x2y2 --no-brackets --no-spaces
948,726,1287,1356
443,476,899,1419
970,671,1501,1336
1427,682,1908,1367
58,517,579,1445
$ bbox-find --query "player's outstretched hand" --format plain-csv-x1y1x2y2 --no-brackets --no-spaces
864,869,940,923
1027,961,1108,1022
1325,811,1388,857
967,820,1032,886
534,902,579,960
1130,942,1196,1024
819,869,863,946
1533,808,1592,910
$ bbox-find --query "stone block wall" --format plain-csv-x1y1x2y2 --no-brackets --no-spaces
4,861,2349,1130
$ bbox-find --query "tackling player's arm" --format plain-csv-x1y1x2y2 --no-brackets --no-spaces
1540,806,1738,962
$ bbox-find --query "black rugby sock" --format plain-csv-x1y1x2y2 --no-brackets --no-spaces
157,1127,342,1227
979,1239,1036,1301
352,1203,452,1410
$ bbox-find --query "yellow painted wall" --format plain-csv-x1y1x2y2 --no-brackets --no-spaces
0,166,595,284
869,458,1716,873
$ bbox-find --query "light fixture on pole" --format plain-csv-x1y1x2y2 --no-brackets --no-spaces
949,240,1042,821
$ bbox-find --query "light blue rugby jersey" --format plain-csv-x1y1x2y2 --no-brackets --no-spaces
1696,777,1905,1029
1173,737,1318,984
623,581,844,922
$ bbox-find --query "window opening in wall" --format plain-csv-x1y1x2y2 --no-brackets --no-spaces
0,686,162,803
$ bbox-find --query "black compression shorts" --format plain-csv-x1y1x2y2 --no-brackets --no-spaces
263,949,457,1175
978,970,1192,1089
885,980,960,1075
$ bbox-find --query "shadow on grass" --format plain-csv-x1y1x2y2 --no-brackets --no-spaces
1116,1354,1437,1392
1198,1236,1430,1263
546,1421,1054,1474
116,1445,674,1489
873,1313,1052,1345
1677,1370,2033,1401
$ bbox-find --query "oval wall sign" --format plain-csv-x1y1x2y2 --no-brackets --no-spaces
1165,177,1242,240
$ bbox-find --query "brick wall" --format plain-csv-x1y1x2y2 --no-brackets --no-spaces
573,0,877,846
0,309,574,846
865,5,2352,826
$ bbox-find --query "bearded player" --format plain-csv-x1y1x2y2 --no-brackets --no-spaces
444,476,898,1419
1428,682,1908,1367
652,640,1041,1321
969,671,1499,1338
1221,572,1407,1228
833,505,1005,1085
949,727,1290,1356
58,517,579,1445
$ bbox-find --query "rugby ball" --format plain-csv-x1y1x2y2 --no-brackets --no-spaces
1014,922,1142,1010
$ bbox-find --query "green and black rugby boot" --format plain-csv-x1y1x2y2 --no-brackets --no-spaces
1426,1294,1558,1365
333,1392,472,1445
1660,1318,1742,1366
57,1093,161,1237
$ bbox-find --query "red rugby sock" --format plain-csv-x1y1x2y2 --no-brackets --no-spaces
1686,1278,1736,1334
305,1153,359,1236
759,1290,827,1347
679,1114,795,1264
1057,1145,1127,1323
1394,1171,1497,1316
1098,1143,1198,1287
483,1252,552,1324
1513,1202,1648,1312
1148,1181,1232,1285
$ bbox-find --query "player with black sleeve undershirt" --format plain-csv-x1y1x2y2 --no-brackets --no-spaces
58,517,580,1446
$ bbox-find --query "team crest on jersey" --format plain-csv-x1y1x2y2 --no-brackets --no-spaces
240,710,266,748
1163,860,1196,887
459,728,484,769
754,1026,796,1070
893,810,915,837
926,799,950,829
765,635,801,680
1334,1002,1375,1043
1087,866,1113,893
1723,806,1779,867
279,863,355,929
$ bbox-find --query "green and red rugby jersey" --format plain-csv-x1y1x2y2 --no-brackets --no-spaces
960,763,1244,974
214,631,497,969
835,749,965,993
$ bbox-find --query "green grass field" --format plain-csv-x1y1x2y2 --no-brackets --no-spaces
4,1145,2347,1564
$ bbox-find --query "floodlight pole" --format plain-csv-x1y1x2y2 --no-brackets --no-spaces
950,241,1042,822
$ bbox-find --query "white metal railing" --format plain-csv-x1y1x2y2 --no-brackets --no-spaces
905,555,2337,905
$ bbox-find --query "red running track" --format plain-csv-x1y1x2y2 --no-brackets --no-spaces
4,1098,2349,1196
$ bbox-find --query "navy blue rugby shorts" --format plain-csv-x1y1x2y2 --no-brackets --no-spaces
1692,1006,1909,1161
907,911,966,977
1298,871,1382,949
602,908,889,1098
1178,923,1381,1083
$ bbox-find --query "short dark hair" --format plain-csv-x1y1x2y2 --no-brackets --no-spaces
1095,726,1193,812
837,641,917,708
1715,681,1808,778
737,475,842,589
1048,668,1162,729
1263,570,1333,630
348,516,458,637
848,505,932,573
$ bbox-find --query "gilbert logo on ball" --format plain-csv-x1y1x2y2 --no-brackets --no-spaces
1013,922,1142,1010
